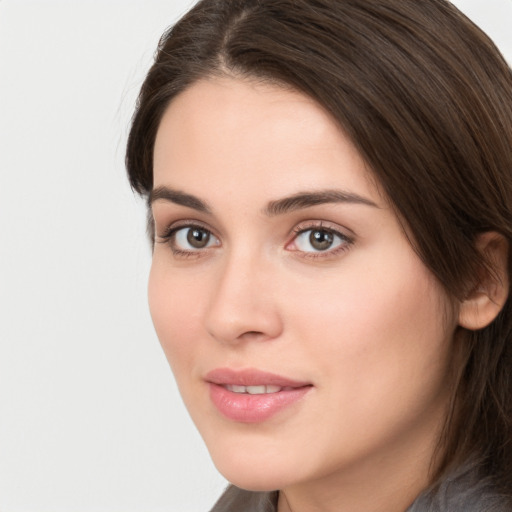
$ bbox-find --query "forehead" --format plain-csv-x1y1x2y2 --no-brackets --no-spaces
153,77,382,204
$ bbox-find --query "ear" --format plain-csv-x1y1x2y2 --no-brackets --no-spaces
458,232,509,330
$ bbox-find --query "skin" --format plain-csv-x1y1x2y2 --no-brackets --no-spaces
149,77,461,512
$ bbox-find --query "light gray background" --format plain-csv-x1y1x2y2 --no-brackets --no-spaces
0,1,511,511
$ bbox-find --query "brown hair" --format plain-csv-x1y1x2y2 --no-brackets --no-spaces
126,0,512,496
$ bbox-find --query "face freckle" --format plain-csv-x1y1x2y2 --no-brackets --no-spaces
149,77,459,497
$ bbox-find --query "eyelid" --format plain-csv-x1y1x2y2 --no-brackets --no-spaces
156,219,216,240
289,220,354,240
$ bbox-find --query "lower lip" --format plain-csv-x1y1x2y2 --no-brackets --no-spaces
209,383,311,423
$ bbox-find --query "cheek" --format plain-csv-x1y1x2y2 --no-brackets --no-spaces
148,260,206,374
286,252,455,413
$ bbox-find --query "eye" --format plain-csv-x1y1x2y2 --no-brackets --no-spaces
174,226,216,250
158,224,220,254
289,226,351,254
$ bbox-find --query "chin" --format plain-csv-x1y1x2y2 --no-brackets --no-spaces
217,466,284,493
206,439,297,492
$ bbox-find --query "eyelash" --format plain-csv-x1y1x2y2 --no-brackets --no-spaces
156,221,354,260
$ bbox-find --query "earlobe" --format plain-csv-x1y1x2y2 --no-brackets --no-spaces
458,232,509,331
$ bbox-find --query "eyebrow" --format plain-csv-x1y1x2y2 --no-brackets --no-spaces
149,186,378,215
149,186,211,213
264,190,379,216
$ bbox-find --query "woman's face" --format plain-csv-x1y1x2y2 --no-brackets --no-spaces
150,77,459,492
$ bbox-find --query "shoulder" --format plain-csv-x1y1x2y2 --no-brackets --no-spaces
210,485,278,512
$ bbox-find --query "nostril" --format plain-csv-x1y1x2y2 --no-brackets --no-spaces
239,331,266,340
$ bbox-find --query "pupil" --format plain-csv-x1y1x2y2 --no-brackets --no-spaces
310,230,333,250
187,228,210,248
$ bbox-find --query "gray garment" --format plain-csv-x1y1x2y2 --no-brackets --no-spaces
210,463,511,512
406,463,510,512
210,486,278,512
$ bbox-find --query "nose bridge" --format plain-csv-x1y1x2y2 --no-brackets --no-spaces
205,245,282,344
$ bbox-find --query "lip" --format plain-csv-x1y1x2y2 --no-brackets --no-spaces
205,368,312,423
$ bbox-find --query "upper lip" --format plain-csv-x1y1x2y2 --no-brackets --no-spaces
205,368,311,388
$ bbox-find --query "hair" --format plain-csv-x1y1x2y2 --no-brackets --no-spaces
126,0,512,498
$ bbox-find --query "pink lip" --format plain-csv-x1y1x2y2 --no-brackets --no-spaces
205,368,312,423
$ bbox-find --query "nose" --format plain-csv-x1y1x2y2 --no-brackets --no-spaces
204,252,283,345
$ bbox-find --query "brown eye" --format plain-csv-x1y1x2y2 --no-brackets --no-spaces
170,226,219,251
292,226,349,254
309,230,334,251
187,228,211,248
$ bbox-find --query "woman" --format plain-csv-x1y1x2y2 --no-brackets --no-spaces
126,0,512,510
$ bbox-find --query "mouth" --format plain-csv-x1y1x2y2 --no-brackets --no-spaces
224,384,292,394
205,367,311,388
205,368,313,423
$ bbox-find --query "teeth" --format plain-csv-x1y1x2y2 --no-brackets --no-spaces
246,385,266,395
226,384,283,394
